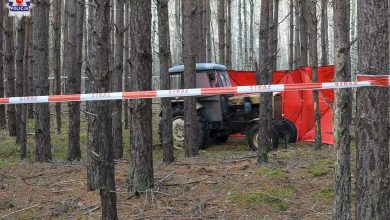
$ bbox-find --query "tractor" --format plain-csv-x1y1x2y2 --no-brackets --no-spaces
160,63,297,150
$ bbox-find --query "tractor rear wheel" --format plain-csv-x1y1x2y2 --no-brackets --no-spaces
247,123,279,151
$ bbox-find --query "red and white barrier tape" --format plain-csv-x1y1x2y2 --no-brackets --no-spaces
0,75,388,105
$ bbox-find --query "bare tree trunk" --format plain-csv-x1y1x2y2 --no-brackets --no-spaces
62,0,69,95
66,0,81,161
21,18,31,159
249,0,255,70
299,0,308,66
86,0,99,191
332,1,352,219
128,0,154,192
157,0,174,164
206,0,212,63
218,0,226,65
91,0,118,218
289,0,294,70
238,0,243,69
243,0,248,69
197,1,207,62
308,0,322,150
123,2,130,130
0,0,6,129
112,0,124,159
4,14,17,137
356,1,390,219
182,0,199,157
270,0,279,70
294,0,301,68
53,0,62,134
175,0,182,64
321,0,328,66
226,0,232,69
257,0,271,164
33,0,52,162
27,18,34,119
16,18,26,147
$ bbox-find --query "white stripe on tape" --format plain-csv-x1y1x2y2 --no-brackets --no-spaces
157,89,202,98
9,96,49,104
322,81,371,89
80,92,123,101
236,84,285,93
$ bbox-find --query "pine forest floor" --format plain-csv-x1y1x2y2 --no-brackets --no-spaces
0,111,356,220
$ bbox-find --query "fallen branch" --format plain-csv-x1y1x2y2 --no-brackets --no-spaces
82,206,101,215
155,171,176,185
223,155,257,163
166,177,208,186
1,204,40,219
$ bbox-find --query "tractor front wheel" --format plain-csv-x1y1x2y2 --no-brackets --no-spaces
247,123,279,151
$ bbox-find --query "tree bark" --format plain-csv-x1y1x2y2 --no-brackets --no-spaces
66,0,81,161
91,0,118,218
226,0,232,69
356,1,390,219
332,1,352,219
243,0,248,69
175,0,182,64
206,0,212,63
218,0,226,65
182,0,199,157
4,14,17,137
197,1,206,62
321,0,328,66
270,0,279,70
299,0,308,66
0,0,6,129
308,0,322,150
33,0,52,162
157,0,174,164
123,2,130,130
128,0,154,192
112,0,124,159
257,0,271,164
238,0,243,69
86,0,99,192
53,0,62,134
289,0,294,70
249,0,255,70
16,18,26,149
27,18,34,119
294,0,301,68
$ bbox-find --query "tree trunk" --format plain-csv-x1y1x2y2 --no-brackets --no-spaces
53,0,62,134
294,0,301,68
66,0,81,162
197,1,206,62
299,0,308,66
270,0,279,70
86,0,99,191
157,0,174,164
4,14,17,137
182,0,199,157
123,2,130,130
226,0,232,69
27,18,34,119
91,0,118,218
249,0,255,70
308,0,322,150
0,0,6,130
257,0,271,164
332,1,352,219
289,0,294,70
16,18,26,148
33,0,52,162
321,0,328,66
175,0,182,64
128,0,154,193
206,0,212,63
356,1,390,219
112,0,124,159
237,0,243,69
218,0,225,65
243,0,248,69
21,18,31,159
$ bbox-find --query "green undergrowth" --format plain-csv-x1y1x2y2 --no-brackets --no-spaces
256,166,286,178
227,187,296,212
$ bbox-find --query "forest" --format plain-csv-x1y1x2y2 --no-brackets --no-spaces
0,0,389,219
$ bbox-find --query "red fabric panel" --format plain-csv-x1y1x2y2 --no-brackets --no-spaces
228,66,335,145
